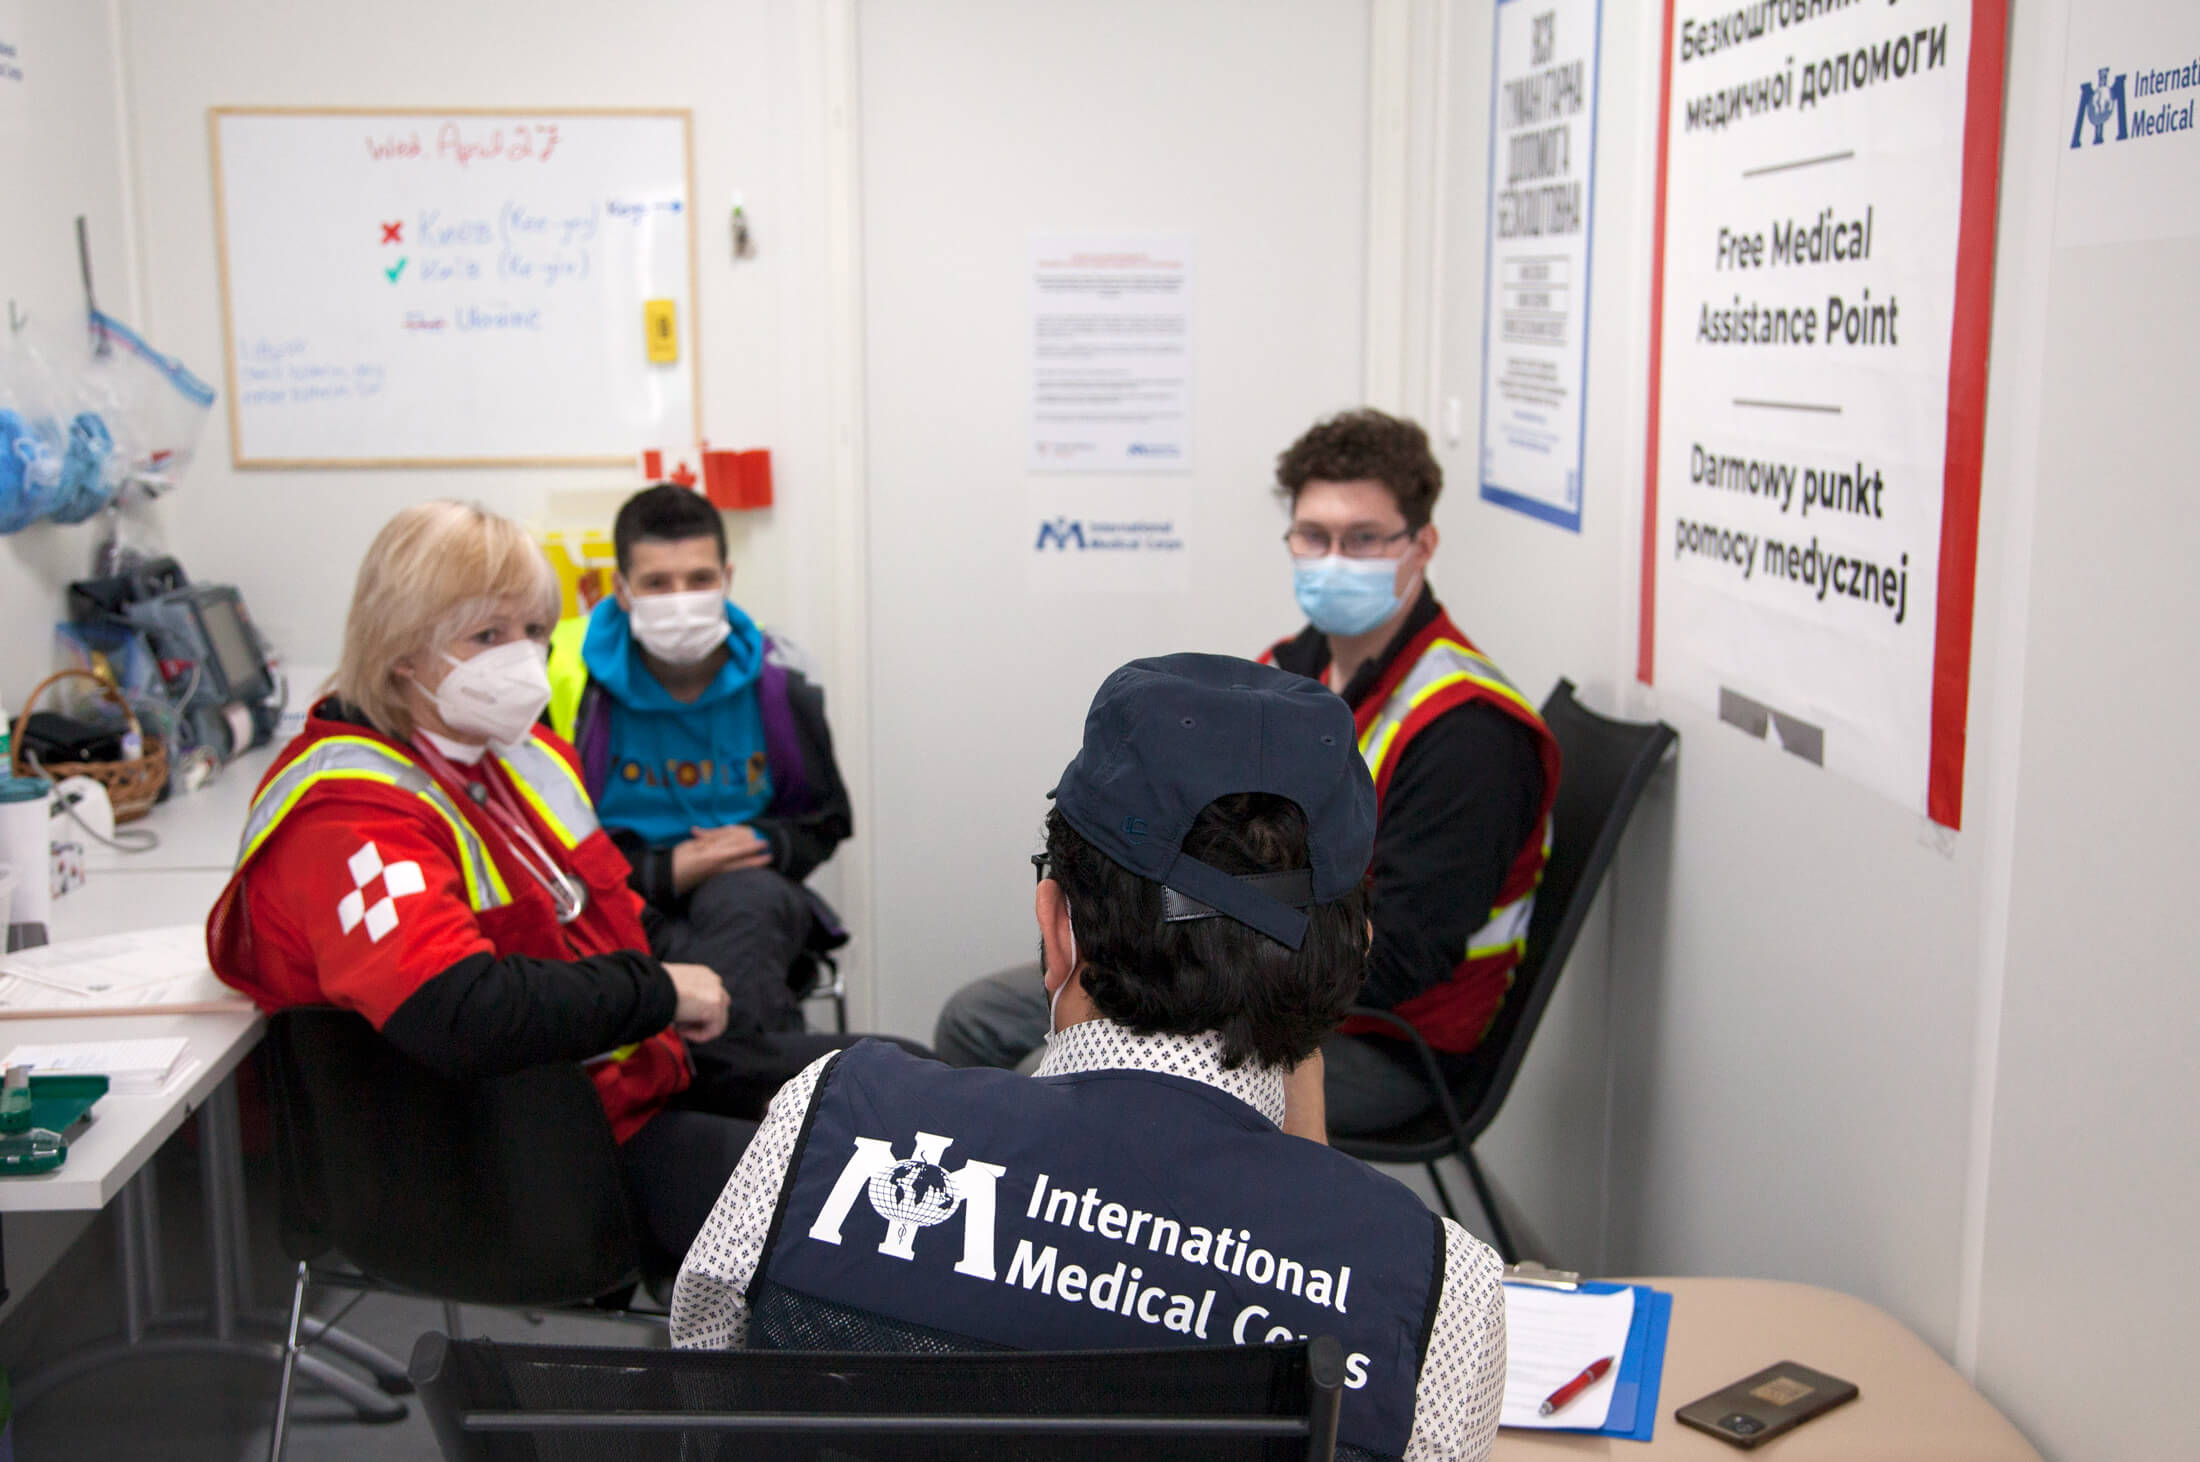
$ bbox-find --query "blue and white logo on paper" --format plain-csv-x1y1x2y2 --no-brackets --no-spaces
2072,67,2129,147
1035,518,1086,551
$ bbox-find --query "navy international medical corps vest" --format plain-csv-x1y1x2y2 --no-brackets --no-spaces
756,1039,1443,1462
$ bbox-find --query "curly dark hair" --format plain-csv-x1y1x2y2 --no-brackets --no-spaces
1273,408,1443,531
1045,798,1368,1070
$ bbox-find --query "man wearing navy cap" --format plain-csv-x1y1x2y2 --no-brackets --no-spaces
673,654,1506,1462
936,409,1559,1137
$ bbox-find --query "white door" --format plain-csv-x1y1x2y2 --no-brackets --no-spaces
857,0,1374,1038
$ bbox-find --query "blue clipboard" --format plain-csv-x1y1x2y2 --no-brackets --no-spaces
1507,1281,1672,1441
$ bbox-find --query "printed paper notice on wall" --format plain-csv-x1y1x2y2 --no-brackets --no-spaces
1479,0,1601,532
1639,1,2007,827
1029,235,1193,473
2056,2,2200,247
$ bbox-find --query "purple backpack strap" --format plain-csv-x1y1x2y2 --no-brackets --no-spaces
759,638,815,816
576,684,613,800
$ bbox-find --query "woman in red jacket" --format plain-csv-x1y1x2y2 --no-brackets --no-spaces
211,500,753,1267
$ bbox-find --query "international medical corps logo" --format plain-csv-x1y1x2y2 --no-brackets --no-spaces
808,1132,1008,1278
2073,66,2129,147
336,841,426,943
1035,517,1086,551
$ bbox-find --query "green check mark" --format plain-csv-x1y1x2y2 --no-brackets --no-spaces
385,258,407,284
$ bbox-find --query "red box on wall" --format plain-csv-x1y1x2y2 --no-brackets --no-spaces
702,449,773,510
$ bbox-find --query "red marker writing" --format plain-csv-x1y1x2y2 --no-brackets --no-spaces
1540,1355,1615,1416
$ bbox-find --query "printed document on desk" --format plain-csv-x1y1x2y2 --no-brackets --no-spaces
0,926,251,1017
0,1036,191,1094
1502,1283,1635,1429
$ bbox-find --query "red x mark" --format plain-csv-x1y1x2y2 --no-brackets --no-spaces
380,221,403,245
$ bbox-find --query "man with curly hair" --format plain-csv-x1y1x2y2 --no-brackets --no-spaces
935,410,1558,1138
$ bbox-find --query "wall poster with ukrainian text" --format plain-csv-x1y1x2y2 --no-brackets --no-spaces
1480,0,1601,532
1638,0,2005,827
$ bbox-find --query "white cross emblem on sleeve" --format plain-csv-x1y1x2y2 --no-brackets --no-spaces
336,840,427,944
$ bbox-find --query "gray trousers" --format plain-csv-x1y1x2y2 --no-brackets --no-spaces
932,965,1439,1136
653,866,815,1036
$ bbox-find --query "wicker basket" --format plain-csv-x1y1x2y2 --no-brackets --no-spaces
10,669,169,824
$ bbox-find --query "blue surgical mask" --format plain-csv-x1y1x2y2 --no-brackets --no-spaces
1294,555,1406,637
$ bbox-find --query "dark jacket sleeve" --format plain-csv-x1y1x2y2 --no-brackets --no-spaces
609,825,681,911
378,948,678,1081
751,670,854,885
1359,703,1547,1012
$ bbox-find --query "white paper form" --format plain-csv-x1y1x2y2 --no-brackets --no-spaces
1499,1283,1635,1430
0,926,249,1016
1,1037,191,1094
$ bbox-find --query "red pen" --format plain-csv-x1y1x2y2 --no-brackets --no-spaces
1539,1355,1616,1416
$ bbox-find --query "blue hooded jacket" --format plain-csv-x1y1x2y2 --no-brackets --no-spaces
581,595,773,848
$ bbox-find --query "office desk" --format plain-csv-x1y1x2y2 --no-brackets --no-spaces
0,1010,260,1213
9,748,405,1419
1493,1278,2040,1461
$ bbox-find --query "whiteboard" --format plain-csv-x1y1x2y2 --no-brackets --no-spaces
210,108,699,468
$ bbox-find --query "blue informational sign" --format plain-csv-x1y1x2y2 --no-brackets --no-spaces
1478,0,1602,532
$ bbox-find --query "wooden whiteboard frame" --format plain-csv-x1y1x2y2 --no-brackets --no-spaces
208,106,703,470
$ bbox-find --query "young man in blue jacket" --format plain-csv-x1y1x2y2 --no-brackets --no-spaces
549,484,853,1049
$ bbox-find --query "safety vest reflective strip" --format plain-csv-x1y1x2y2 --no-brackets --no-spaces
235,736,513,912
494,737,600,851
1358,639,1546,965
1357,639,1538,788
1462,817,1551,961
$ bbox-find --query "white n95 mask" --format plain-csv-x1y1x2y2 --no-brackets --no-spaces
628,590,727,666
432,640,552,747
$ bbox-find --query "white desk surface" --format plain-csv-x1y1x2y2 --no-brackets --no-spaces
0,1008,262,1213
9,746,275,1212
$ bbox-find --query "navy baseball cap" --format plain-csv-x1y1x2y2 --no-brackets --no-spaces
1050,653,1376,949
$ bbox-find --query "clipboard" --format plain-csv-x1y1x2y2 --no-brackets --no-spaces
1575,1281,1673,1441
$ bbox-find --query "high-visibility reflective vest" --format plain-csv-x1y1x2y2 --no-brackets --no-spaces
1276,613,1561,1053
208,711,687,1137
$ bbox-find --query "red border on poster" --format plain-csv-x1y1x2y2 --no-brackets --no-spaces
1636,2,2008,829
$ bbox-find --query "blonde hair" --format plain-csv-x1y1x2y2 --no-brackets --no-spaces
332,501,558,740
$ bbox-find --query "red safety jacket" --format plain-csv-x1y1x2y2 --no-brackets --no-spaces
1267,611,1561,1053
206,709,688,1141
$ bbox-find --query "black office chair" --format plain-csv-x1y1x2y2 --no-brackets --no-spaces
411,1329,1349,1462
263,1007,649,1461
1334,679,1676,1264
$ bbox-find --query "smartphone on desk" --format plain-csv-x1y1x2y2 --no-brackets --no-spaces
1674,1361,1858,1448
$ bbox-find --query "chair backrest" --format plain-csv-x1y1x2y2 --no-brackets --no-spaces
410,1330,1348,1462
265,1006,640,1306
1452,679,1676,1137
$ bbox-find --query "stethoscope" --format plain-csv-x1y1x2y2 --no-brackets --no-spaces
412,736,588,925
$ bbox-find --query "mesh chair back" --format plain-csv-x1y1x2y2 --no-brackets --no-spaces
411,1331,1350,1462
265,1007,641,1306
1452,679,1676,1134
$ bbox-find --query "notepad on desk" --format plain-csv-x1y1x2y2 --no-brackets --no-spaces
0,1037,193,1096
1501,1280,1673,1440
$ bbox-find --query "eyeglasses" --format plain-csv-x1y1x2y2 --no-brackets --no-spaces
1031,852,1052,885
1283,525,1414,559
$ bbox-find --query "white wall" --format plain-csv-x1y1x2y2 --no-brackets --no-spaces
0,1,139,715
855,0,1375,1039
0,0,139,1325
1970,17,2200,1457
1413,1,2200,1456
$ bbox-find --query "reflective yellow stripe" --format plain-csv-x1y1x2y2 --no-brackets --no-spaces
1464,891,1535,961
494,738,599,850
1360,639,1535,785
1358,718,1402,779
237,736,512,911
